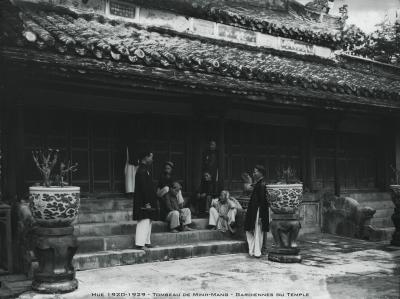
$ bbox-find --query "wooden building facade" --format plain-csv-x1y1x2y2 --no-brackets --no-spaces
1,0,400,272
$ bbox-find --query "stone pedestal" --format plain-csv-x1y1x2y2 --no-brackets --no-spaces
391,208,400,246
268,214,301,263
389,185,400,246
32,226,78,293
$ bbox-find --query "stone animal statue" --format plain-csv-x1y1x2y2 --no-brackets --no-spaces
322,194,376,239
17,199,38,277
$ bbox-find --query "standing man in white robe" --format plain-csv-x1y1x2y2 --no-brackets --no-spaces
244,165,269,257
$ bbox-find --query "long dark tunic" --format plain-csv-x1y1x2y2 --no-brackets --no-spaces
133,163,157,221
244,179,269,232
202,149,218,193
157,172,175,220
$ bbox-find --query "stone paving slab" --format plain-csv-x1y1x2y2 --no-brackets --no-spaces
13,234,400,299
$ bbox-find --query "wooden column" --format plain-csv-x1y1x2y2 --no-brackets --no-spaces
16,101,25,200
395,119,400,173
303,117,315,192
3,96,25,202
3,97,17,202
334,120,341,196
217,113,225,192
191,109,203,192
0,90,4,201
377,119,392,190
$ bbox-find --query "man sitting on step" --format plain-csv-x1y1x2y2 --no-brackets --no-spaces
208,190,240,233
164,181,194,233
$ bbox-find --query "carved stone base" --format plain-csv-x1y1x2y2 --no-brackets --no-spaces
389,186,400,247
32,226,78,293
32,279,78,294
268,253,302,263
268,214,301,263
391,232,400,246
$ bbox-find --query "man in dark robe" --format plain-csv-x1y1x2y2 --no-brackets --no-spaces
244,165,269,257
157,161,174,193
202,140,218,194
133,150,157,249
194,172,214,216
164,182,193,233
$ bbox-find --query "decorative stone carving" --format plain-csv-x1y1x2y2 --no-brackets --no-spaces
29,186,80,227
266,184,303,263
268,214,302,263
266,184,303,214
28,186,80,293
17,200,37,277
31,226,78,293
389,185,400,246
322,194,376,240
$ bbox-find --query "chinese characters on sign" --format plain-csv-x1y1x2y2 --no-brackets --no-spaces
110,0,136,19
280,38,314,55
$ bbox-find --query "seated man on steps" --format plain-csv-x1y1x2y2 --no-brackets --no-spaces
209,190,240,233
164,181,193,233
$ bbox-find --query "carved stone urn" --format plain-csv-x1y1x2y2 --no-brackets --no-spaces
28,186,80,293
29,186,80,227
389,185,400,246
266,183,303,263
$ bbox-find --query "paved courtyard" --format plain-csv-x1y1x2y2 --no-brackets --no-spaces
18,234,400,299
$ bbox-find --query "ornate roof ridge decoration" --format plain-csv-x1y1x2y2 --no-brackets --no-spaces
340,53,400,78
1,0,400,103
124,0,343,49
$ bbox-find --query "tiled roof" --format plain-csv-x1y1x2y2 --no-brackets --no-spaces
128,0,344,49
1,1,399,104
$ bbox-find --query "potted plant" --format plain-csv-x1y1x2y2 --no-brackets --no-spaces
29,149,79,227
266,167,303,214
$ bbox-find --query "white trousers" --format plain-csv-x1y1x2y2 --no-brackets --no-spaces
246,209,263,257
166,208,192,229
209,207,237,232
135,219,152,246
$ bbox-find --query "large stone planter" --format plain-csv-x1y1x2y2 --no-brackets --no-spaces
266,184,303,263
29,186,80,227
28,186,80,293
389,185,400,246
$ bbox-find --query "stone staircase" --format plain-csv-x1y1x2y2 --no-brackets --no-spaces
0,274,30,299
72,198,247,271
345,192,395,240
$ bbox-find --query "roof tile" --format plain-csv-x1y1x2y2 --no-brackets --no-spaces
1,0,399,103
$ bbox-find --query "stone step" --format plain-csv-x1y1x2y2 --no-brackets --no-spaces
345,192,391,203
0,280,31,299
73,240,247,271
74,219,209,236
359,200,394,210
76,210,133,224
367,226,395,242
77,229,230,253
0,288,14,299
373,209,395,218
79,198,132,212
370,217,395,228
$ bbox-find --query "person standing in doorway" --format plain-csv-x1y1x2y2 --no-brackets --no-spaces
244,165,269,258
202,140,219,194
133,150,157,250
